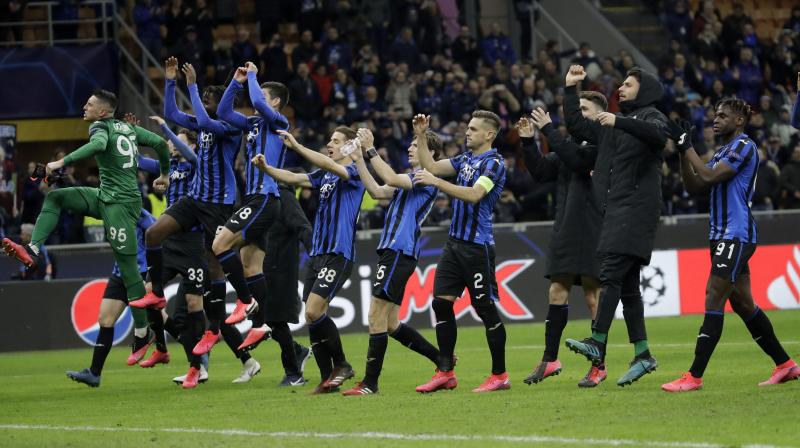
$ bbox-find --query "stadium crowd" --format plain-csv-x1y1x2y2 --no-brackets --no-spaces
1,0,800,259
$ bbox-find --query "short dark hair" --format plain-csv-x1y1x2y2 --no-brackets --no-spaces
420,129,443,160
333,126,357,140
203,85,226,104
260,81,289,110
471,110,501,132
177,128,197,144
716,97,752,122
579,91,608,111
626,67,642,82
92,89,117,111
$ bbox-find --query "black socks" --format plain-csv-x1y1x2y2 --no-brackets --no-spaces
216,250,252,304
689,311,724,378
543,304,568,362
432,297,457,371
90,326,114,376
363,332,388,390
390,323,439,365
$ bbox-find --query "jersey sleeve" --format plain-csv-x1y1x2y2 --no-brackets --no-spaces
476,157,505,193
449,153,467,173
345,163,361,185
134,126,170,174
721,140,756,172
307,169,325,189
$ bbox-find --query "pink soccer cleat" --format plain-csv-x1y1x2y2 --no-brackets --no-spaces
139,350,170,368
661,372,703,392
192,330,221,356
758,360,800,386
128,292,167,309
472,372,511,393
415,370,457,393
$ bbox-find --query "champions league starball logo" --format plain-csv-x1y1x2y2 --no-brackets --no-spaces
640,265,667,307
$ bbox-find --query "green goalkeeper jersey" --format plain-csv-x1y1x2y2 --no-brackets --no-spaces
64,118,170,203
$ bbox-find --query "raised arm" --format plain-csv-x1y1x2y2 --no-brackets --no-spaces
155,120,197,163
350,144,395,200
63,122,109,166
163,57,198,129
278,130,351,179
600,111,667,149
252,154,312,187
216,69,250,130
246,63,288,128
667,119,736,187
183,63,230,135
414,156,503,205
137,155,161,175
359,128,412,190
412,114,456,176
134,125,171,175
530,109,596,173
563,65,602,144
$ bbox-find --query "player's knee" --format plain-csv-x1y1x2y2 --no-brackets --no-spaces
98,310,116,327
548,282,569,305
474,302,502,329
386,312,400,333
210,237,229,256
185,294,203,312
368,307,389,333
432,297,454,318
730,299,755,319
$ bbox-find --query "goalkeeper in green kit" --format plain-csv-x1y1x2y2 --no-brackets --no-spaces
2,90,171,386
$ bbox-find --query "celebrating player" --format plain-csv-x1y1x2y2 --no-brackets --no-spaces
252,126,364,394
518,99,604,388
341,120,443,396
2,89,171,386
562,65,667,386
661,99,800,392
412,110,509,393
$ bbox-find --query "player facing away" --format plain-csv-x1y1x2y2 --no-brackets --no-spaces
413,110,509,393
518,99,604,388
661,99,800,392
135,116,210,388
252,126,365,394
1,91,172,386
562,65,667,386
214,62,292,351
135,58,259,384
341,123,443,396
65,208,157,386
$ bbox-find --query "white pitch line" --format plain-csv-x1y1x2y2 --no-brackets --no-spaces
457,340,800,353
0,424,791,448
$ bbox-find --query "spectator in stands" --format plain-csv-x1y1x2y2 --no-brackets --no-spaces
232,27,257,67
12,223,52,280
173,25,210,85
772,107,798,148
330,68,358,119
720,2,753,56
779,143,800,209
753,148,781,211
133,0,164,58
769,32,796,88
442,77,474,123
571,42,601,77
451,25,479,74
374,118,408,171
693,26,724,68
209,37,234,85
312,63,334,106
164,0,193,49
479,83,520,129
321,27,353,71
733,47,762,106
292,29,318,68
289,62,322,127
783,6,800,34
389,27,421,72
385,70,415,120
416,82,443,117
691,0,720,40
0,1,23,43
665,1,693,44
260,33,290,84
482,22,516,67
18,162,44,225
194,0,214,49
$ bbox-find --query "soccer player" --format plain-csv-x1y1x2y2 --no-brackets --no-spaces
341,122,443,396
1,90,171,387
214,62,287,349
518,100,604,388
134,116,209,387
661,99,800,392
561,65,666,386
135,57,260,384
412,110,509,393
251,126,364,394
65,208,157,387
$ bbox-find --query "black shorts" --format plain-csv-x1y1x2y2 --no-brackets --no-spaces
434,237,499,306
710,239,756,283
302,253,353,301
223,193,281,251
164,196,233,251
104,272,148,302
372,249,418,305
161,231,207,295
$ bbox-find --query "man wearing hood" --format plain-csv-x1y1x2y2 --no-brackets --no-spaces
561,64,667,387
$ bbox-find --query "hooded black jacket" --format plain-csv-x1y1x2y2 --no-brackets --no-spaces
564,71,668,263
522,125,601,280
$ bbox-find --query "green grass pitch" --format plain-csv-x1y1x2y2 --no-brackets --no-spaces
1,310,799,448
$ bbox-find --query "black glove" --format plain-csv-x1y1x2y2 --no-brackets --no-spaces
667,119,694,154
29,163,64,186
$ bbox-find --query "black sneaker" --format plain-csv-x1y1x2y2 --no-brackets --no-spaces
295,344,312,375
565,337,605,366
523,360,562,385
66,368,101,388
279,374,307,387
